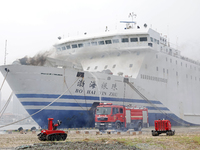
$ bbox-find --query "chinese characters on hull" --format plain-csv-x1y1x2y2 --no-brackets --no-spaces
75,80,118,97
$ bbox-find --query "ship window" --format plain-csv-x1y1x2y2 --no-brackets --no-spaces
91,41,97,46
84,42,90,46
113,39,119,43
113,64,116,68
57,48,61,51
98,41,104,45
150,37,153,42
156,55,158,58
87,67,90,70
163,68,165,73
78,43,83,48
72,44,77,48
129,64,133,68
94,66,98,70
130,38,138,42
156,67,158,71
66,45,71,49
105,40,112,44
121,38,129,43
176,72,178,76
140,37,147,41
62,46,66,50
157,40,159,44
148,43,153,47
176,60,177,65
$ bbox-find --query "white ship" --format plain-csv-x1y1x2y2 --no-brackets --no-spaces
1,20,200,129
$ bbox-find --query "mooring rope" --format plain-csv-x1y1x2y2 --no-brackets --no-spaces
126,81,189,126
0,77,80,129
0,70,8,91
0,92,13,119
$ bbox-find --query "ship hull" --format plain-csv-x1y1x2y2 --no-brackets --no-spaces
0,64,199,128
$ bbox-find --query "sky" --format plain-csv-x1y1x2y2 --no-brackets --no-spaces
0,0,200,101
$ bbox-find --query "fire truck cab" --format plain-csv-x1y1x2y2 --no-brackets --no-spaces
95,103,148,131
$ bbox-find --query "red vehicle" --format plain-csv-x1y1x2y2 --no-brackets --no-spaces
95,103,148,131
37,118,67,141
152,119,175,136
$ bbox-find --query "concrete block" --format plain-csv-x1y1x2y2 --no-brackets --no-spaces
32,130,36,134
20,130,24,134
132,132,136,135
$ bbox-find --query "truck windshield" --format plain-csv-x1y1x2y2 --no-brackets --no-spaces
96,107,111,115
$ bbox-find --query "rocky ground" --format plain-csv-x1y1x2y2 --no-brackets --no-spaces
0,126,200,150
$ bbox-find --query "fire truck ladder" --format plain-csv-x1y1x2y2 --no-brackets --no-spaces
123,78,188,126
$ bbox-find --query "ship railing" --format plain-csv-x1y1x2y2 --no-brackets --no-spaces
159,47,200,66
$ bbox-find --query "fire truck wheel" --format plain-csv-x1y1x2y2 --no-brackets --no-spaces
115,122,121,130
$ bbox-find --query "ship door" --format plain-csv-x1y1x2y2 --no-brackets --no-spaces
142,111,147,123
126,110,131,124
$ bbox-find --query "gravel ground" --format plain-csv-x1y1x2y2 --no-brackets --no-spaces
0,126,200,150
15,141,139,150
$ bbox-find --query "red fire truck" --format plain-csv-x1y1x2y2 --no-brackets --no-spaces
95,103,148,131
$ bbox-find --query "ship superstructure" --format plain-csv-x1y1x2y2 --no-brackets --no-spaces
1,23,200,128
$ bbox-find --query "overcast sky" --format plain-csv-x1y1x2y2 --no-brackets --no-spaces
0,0,200,100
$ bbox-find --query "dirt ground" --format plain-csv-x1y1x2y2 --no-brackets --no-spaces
0,126,200,150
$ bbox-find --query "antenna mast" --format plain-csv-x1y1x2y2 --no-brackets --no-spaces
4,40,7,65
128,12,137,28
